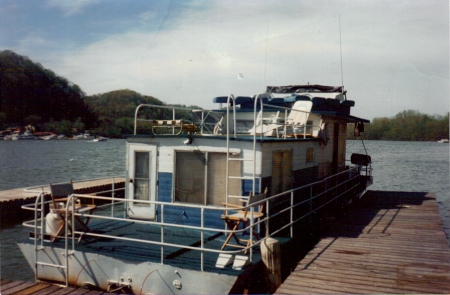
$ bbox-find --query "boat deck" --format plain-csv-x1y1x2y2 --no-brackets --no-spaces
276,190,450,294
22,214,262,276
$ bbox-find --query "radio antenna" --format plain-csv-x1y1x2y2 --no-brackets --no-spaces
264,20,269,88
339,14,344,92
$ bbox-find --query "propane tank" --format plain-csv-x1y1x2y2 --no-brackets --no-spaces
45,211,63,235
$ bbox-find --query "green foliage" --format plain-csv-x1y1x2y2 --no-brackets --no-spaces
44,119,72,135
84,89,166,120
347,110,449,141
72,117,85,133
115,117,134,134
84,90,204,136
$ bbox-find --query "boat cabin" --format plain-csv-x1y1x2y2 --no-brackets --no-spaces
125,84,371,230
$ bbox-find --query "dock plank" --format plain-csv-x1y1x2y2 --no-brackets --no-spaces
0,280,27,292
0,280,124,295
1,281,39,295
276,191,450,294
32,284,64,295
0,279,12,285
0,178,125,201
7,282,51,295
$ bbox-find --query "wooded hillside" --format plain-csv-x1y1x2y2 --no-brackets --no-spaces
84,90,201,136
0,50,201,136
0,50,95,129
348,110,449,141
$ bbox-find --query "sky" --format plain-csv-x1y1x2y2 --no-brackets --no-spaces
0,0,448,120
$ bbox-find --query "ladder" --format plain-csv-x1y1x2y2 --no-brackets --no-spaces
33,192,71,286
224,95,263,259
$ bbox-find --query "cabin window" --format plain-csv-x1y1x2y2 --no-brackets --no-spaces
134,151,150,205
306,120,313,134
174,151,241,206
306,147,314,163
271,149,293,195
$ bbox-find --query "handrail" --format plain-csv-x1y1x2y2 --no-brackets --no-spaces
22,180,127,287
133,102,322,140
134,104,210,135
23,176,125,194
22,166,369,273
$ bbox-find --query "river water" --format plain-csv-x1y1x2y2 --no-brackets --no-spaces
0,139,449,281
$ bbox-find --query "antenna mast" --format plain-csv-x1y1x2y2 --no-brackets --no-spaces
339,14,344,93
264,20,269,88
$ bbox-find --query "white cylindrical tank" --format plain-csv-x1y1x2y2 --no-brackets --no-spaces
45,212,64,235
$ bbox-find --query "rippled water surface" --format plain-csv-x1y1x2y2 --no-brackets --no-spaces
0,139,126,190
0,139,448,282
347,140,450,238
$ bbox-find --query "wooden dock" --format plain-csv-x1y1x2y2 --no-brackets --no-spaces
276,190,450,294
0,178,125,224
0,279,121,295
0,178,125,202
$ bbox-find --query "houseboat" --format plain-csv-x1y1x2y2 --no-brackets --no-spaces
18,84,372,294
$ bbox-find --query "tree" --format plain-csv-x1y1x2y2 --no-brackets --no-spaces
347,110,449,141
72,117,85,133
0,50,94,127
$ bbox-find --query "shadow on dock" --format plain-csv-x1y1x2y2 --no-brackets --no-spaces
277,190,450,294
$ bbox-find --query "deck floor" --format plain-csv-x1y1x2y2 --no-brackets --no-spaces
276,190,450,294
21,212,261,276
0,279,121,295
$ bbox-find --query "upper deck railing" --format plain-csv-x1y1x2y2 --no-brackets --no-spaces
21,166,370,276
132,96,319,139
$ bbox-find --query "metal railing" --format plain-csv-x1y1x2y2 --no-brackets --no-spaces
21,167,368,277
133,101,319,140
21,176,125,285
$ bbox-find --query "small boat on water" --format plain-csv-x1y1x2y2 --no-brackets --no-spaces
68,134,84,140
11,130,36,140
92,136,108,142
438,139,449,143
19,84,372,294
40,134,57,140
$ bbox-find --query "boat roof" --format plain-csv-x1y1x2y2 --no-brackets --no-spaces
266,84,343,94
211,84,370,123
312,111,370,123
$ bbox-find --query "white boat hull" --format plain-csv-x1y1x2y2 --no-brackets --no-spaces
17,242,242,294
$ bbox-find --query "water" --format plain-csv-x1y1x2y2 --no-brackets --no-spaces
0,139,449,282
0,139,126,190
0,139,126,282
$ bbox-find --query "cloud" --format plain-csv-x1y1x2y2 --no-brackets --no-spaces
19,0,447,119
52,31,153,94
45,0,102,16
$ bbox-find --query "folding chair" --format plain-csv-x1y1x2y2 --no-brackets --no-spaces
221,188,268,253
282,100,313,138
248,111,281,137
49,180,97,242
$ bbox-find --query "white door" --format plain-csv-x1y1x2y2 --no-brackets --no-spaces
127,144,157,220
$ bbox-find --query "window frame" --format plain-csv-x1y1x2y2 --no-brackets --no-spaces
173,150,241,206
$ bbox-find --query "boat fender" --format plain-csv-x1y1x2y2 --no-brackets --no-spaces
45,212,63,235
